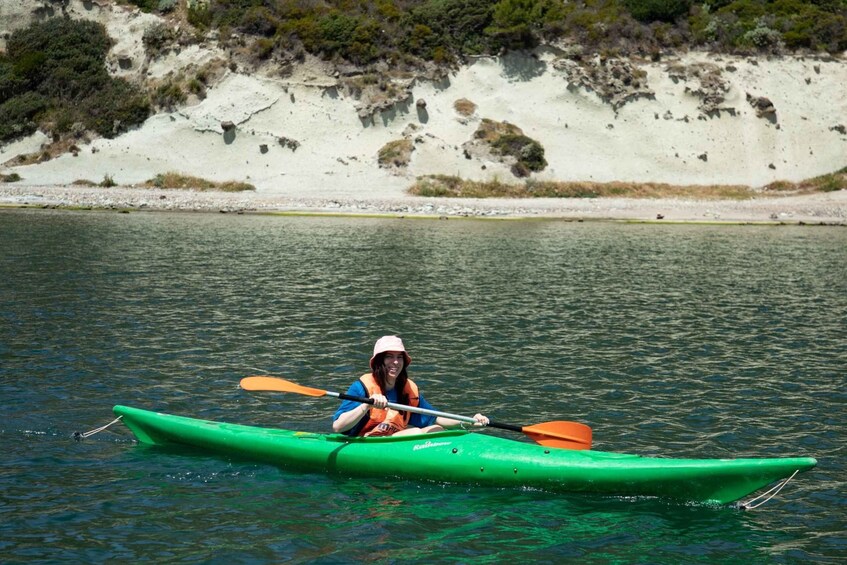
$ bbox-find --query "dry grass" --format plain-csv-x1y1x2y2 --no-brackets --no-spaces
377,139,414,168
409,167,847,199
762,167,846,194
9,136,91,166
453,98,477,116
144,172,255,191
474,118,523,142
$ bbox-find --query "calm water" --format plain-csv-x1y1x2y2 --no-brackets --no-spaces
1,209,844,563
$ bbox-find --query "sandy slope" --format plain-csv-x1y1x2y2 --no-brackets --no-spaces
1,1,845,222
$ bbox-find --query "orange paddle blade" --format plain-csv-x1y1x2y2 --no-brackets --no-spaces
240,376,327,397
522,421,592,450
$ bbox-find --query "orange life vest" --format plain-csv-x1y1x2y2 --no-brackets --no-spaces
358,373,420,437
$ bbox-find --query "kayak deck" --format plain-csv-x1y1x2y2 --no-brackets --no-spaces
113,405,816,505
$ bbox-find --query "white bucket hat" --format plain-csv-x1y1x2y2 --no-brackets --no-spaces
369,335,412,370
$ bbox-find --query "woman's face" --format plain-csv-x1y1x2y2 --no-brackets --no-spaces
381,351,405,389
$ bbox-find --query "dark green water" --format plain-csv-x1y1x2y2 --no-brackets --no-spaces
1,209,844,563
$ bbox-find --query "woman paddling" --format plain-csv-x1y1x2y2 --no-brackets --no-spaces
332,335,489,436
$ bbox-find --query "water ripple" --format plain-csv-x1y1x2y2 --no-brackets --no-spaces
1,211,844,562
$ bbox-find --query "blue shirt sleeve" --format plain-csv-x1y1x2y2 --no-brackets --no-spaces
409,392,437,428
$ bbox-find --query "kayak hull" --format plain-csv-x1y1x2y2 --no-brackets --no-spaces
113,405,816,505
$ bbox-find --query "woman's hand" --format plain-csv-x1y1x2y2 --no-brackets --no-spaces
435,413,490,429
472,413,489,426
370,393,388,409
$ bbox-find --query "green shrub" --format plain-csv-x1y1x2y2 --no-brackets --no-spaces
742,20,783,48
143,22,176,55
180,0,847,61
8,18,109,57
83,81,151,138
782,8,847,51
492,134,547,172
401,0,496,58
623,0,692,23
152,82,187,110
187,78,206,96
126,0,176,13
240,7,279,37
295,11,383,64
175,0,847,66
158,0,178,13
187,3,213,29
1,19,149,144
318,12,359,53
0,59,23,101
485,0,560,48
250,37,276,60
0,91,48,142
706,0,847,51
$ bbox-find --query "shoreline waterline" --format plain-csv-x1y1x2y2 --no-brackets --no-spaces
1,184,846,225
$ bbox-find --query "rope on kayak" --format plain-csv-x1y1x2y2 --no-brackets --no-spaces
72,416,123,441
737,470,800,510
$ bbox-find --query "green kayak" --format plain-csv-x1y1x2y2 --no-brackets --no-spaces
113,405,816,505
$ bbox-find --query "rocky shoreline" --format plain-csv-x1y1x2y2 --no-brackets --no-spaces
2,185,846,224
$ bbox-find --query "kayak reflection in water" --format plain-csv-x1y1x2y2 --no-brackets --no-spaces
332,335,489,437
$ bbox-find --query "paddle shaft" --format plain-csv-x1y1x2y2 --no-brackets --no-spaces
338,391,585,443
333,391,484,426
240,376,591,448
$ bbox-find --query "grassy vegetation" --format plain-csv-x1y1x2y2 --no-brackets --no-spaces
762,166,847,193
70,172,255,191
410,167,847,198
378,139,415,168
144,172,256,191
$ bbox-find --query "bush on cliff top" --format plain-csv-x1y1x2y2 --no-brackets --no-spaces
0,18,150,145
187,0,846,65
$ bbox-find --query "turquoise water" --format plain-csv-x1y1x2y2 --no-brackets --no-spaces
1,209,844,563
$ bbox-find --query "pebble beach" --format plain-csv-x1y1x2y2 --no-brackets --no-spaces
2,184,846,224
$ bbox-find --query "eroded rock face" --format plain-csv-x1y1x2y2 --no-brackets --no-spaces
347,65,448,124
553,55,654,111
666,62,733,116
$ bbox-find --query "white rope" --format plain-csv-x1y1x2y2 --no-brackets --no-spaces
73,416,123,440
738,470,800,510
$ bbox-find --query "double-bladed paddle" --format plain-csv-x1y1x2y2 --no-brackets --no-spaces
240,376,592,450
